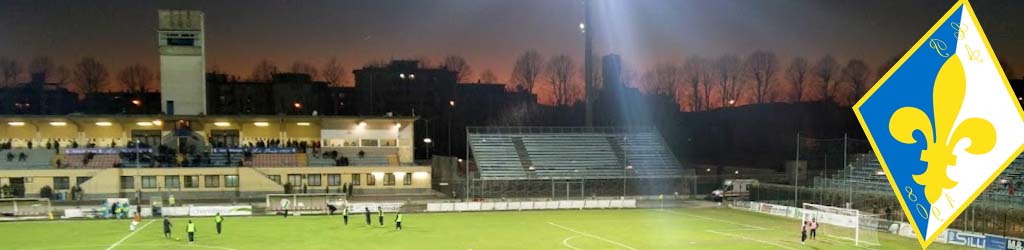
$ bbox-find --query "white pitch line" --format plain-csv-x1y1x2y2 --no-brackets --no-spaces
105,220,154,250
661,210,767,230
547,222,638,250
562,235,584,250
706,229,797,250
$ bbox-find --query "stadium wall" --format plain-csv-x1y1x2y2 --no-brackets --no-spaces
0,166,431,201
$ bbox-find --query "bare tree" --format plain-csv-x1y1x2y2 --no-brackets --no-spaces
117,63,154,93
479,69,498,83
544,54,577,106
28,56,54,80
414,55,433,68
648,62,683,96
441,55,473,83
876,55,900,82
73,56,109,94
785,57,809,102
745,50,779,104
0,57,21,86
683,56,711,111
291,61,319,80
511,50,544,92
322,57,345,86
841,59,870,106
54,65,70,85
813,55,840,102
714,54,743,106
249,59,278,82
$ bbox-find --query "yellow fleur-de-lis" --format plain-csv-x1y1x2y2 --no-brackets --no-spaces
888,54,997,204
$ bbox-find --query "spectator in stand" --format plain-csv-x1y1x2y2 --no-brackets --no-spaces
46,141,52,150
6,152,13,161
358,150,365,158
27,141,32,149
18,152,26,161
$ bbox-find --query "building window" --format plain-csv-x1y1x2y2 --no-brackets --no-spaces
381,139,397,147
165,176,180,188
404,173,413,186
76,177,91,186
351,174,361,186
366,173,376,186
53,177,69,190
225,175,239,188
287,174,302,186
142,176,157,189
384,173,396,186
184,176,199,188
307,174,321,186
361,139,379,147
120,176,134,189
205,175,220,188
327,174,341,186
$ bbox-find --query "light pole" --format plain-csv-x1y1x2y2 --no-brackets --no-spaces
795,132,800,207
135,139,141,205
448,100,455,156
623,165,632,197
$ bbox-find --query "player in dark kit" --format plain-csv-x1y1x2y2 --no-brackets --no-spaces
364,207,371,226
377,206,384,227
800,221,808,245
162,216,172,238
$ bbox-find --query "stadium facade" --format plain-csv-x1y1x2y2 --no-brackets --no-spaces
0,115,431,200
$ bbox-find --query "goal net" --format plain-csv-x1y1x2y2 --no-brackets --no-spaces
0,198,52,221
266,194,347,214
801,203,881,246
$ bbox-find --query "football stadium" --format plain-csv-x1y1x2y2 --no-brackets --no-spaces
2,1,1024,250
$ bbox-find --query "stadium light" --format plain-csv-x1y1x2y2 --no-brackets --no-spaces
458,158,463,163
213,122,231,127
152,120,162,126
409,74,415,79
734,170,740,175
49,122,67,126
705,168,711,172
1000,179,1009,184
293,102,303,109
131,99,142,106
254,122,270,127
625,165,633,170
875,171,886,176
449,100,455,107
358,121,367,128
7,121,25,126
296,122,311,126
528,166,536,171
136,122,153,126
95,122,112,126
423,138,432,144
399,73,406,79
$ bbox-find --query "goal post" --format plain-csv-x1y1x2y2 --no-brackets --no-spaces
801,203,880,246
0,198,52,221
265,194,347,214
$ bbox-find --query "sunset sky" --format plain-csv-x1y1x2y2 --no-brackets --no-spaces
0,0,1021,102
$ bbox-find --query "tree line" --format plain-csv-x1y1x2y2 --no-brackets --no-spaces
2,51,1015,111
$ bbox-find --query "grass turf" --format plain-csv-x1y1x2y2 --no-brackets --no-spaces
0,207,962,250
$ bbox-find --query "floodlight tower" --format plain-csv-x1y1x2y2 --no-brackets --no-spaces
158,10,206,115
583,0,594,127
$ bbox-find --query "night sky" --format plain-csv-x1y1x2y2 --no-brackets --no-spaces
0,0,1021,94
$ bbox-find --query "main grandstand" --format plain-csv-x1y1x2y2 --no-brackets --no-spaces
466,127,691,198
0,115,432,201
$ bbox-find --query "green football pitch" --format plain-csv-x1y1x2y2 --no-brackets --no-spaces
0,208,960,250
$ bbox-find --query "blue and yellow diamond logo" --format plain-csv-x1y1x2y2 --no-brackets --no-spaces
853,1,1024,249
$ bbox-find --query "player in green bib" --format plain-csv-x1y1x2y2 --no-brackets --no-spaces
214,213,223,235
186,220,196,244
394,212,403,230
342,207,349,226
377,206,384,227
